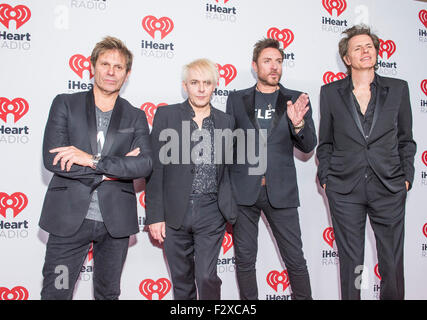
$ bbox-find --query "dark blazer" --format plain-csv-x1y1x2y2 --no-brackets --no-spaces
316,74,416,194
226,84,317,208
145,100,237,229
39,90,152,238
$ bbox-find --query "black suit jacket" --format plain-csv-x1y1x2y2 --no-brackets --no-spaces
226,84,317,208
316,74,416,194
145,100,237,229
39,90,153,238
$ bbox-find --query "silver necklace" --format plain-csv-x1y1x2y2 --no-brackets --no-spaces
256,85,278,110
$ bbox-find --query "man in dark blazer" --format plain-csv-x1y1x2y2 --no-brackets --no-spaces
226,38,317,300
145,59,236,300
39,36,152,299
317,25,416,300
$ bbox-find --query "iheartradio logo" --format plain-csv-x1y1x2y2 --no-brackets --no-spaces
422,223,427,238
323,71,346,84
142,15,174,40
216,0,230,3
138,191,146,209
266,270,289,292
421,79,427,97
0,4,31,29
0,97,29,123
141,102,167,127
0,192,28,218
216,63,237,87
0,286,28,300
139,278,171,300
378,39,396,59
374,264,381,280
267,27,294,50
69,54,93,79
87,243,93,262
322,0,347,17
422,151,427,167
419,10,427,28
222,231,233,254
323,227,335,248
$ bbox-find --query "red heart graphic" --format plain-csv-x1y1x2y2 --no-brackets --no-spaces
141,102,167,127
322,0,347,17
0,97,29,123
69,54,93,79
421,79,427,97
267,27,294,50
378,39,396,59
0,286,29,300
422,223,427,238
142,15,174,40
139,278,171,300
0,192,28,218
419,10,427,28
266,270,289,292
139,191,146,208
0,4,31,30
222,231,233,254
422,151,427,167
216,0,230,3
322,71,347,84
374,264,381,280
323,227,335,248
216,63,237,87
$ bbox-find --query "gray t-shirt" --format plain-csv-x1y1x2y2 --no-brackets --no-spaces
85,106,113,222
254,90,279,135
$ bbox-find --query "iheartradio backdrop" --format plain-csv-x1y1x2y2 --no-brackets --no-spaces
0,0,427,300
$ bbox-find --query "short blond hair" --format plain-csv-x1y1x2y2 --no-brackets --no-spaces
91,36,133,72
182,58,219,85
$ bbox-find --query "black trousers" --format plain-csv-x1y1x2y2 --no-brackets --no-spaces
41,219,129,300
233,186,312,300
164,193,226,300
326,172,407,300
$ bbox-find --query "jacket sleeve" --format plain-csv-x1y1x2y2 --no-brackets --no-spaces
144,107,167,225
397,81,416,189
316,86,334,187
95,110,153,180
42,94,102,187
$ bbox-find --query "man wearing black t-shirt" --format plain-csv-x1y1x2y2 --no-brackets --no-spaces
226,38,317,300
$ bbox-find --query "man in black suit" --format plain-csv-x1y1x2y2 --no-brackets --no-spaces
39,36,152,299
317,25,416,300
145,59,236,300
226,38,317,300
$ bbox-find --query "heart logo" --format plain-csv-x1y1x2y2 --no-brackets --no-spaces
374,264,381,280
0,97,29,123
378,39,396,59
222,231,233,254
422,223,427,238
422,151,427,167
216,0,230,3
322,0,347,17
0,4,31,29
139,278,171,300
323,71,347,84
142,15,174,40
140,102,167,127
323,227,335,249
0,192,28,218
216,63,237,87
419,10,427,28
138,191,146,208
0,286,29,300
267,27,294,50
69,54,93,79
421,79,427,97
266,270,290,292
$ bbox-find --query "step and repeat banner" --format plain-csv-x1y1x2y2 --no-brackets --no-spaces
0,0,426,300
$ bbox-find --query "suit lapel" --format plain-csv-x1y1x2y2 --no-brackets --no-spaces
85,90,98,155
243,86,260,130
101,96,123,156
338,78,366,141
269,87,291,138
369,75,389,137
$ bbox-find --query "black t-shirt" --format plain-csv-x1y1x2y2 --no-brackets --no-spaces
254,90,279,135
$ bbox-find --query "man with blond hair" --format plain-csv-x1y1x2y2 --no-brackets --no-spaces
145,58,236,300
39,36,152,299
